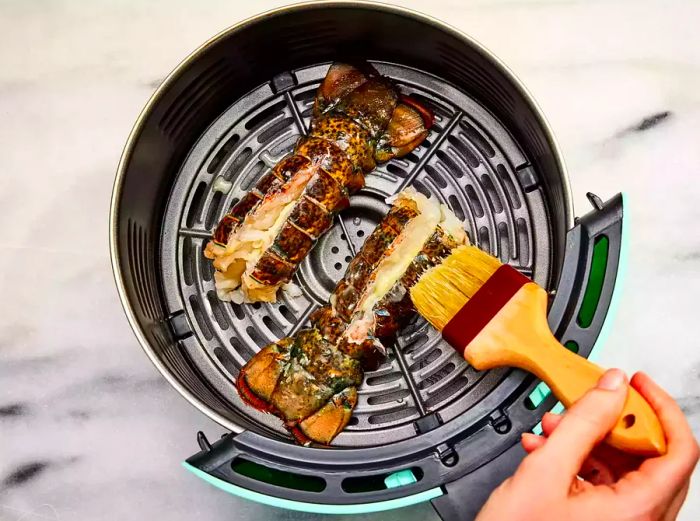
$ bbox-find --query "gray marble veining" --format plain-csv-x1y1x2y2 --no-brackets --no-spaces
1,1,698,520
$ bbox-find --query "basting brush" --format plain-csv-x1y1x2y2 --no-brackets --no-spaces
410,244,666,456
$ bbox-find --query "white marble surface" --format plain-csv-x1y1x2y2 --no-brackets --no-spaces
1,0,699,519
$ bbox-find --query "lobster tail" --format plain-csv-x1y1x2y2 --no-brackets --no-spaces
238,189,468,444
206,62,433,303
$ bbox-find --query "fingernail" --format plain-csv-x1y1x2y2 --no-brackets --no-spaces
597,369,627,391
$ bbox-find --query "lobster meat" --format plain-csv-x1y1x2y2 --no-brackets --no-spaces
204,62,432,303
237,190,468,444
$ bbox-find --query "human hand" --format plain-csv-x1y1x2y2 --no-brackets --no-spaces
476,370,699,521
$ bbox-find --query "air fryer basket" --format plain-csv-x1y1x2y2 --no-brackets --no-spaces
111,2,624,519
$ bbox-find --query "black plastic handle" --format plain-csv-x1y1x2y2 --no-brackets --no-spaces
547,192,625,359
431,442,525,521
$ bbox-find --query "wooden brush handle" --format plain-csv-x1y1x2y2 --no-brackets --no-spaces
465,283,666,456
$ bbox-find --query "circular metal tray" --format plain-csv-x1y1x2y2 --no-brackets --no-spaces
160,62,553,446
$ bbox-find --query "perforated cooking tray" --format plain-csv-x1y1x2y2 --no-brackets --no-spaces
110,3,626,520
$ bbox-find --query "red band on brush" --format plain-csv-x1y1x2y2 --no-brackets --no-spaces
442,265,530,356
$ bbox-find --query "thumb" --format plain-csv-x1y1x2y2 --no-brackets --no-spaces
538,369,628,483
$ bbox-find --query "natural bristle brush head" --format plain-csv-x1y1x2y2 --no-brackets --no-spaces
410,245,502,331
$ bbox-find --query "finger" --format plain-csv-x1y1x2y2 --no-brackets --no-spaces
542,412,563,436
521,432,622,484
569,476,595,495
521,433,546,453
589,441,644,478
632,373,700,483
632,373,699,457
664,479,690,521
579,454,616,485
544,412,643,478
535,369,628,484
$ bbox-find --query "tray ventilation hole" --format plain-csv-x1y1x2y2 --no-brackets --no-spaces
465,185,484,217
208,133,240,174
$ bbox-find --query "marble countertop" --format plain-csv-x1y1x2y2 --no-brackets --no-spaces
1,1,698,520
